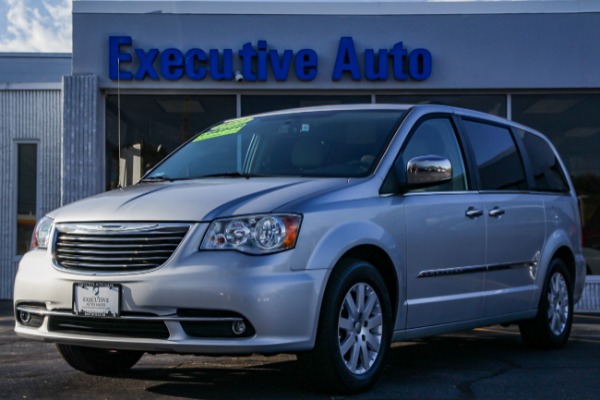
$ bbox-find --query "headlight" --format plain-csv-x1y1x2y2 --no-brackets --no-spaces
201,214,302,255
30,216,54,250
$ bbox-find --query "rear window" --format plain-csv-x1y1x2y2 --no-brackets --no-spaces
517,129,570,193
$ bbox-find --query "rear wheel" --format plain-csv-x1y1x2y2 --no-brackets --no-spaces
298,258,393,394
56,344,143,375
519,258,573,349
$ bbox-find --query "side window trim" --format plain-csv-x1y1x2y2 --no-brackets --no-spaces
393,113,470,194
508,125,536,192
451,114,479,191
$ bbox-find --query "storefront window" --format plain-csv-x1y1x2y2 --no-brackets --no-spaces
512,94,600,274
377,94,507,117
241,95,371,116
105,95,236,189
17,143,37,255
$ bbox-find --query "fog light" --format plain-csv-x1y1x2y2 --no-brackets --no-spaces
19,311,31,324
232,320,246,335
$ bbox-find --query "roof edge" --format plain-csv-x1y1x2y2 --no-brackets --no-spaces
73,0,600,16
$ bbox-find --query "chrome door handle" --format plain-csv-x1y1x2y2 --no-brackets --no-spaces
465,207,484,218
489,207,506,218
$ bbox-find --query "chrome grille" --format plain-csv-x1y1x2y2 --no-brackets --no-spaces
54,223,191,272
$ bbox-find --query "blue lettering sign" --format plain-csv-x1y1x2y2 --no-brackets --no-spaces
409,48,433,81
210,49,233,80
332,37,361,81
185,49,207,80
161,48,184,80
239,42,257,81
257,40,268,81
390,42,408,81
295,49,318,81
269,49,293,81
109,36,133,80
333,37,432,82
134,48,159,80
364,49,388,80
107,36,431,83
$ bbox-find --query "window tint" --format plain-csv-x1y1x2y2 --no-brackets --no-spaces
462,119,527,191
401,118,467,192
517,129,570,193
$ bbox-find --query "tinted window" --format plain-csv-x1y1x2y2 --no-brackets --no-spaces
401,118,467,192
517,129,570,193
462,119,527,191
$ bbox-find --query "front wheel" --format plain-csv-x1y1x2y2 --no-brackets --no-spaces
519,258,574,349
298,258,393,394
56,344,143,375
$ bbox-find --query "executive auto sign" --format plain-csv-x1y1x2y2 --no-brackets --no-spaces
109,36,432,83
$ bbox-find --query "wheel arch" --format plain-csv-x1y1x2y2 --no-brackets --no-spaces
552,246,576,283
340,245,400,320
538,227,585,303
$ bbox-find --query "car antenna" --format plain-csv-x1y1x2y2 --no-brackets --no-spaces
117,58,122,189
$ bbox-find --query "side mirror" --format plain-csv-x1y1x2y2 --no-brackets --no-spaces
406,155,452,188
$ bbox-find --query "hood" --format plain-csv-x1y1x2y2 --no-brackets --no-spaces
48,177,350,222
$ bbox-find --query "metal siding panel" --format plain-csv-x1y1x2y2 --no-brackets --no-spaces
0,90,61,299
61,75,101,207
576,278,600,313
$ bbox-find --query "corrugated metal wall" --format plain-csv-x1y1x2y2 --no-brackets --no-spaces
0,90,62,299
575,277,600,313
62,75,102,205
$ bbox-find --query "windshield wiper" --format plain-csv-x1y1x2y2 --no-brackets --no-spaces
197,172,258,179
139,175,174,183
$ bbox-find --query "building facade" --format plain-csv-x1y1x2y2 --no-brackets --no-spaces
0,53,70,299
3,0,600,298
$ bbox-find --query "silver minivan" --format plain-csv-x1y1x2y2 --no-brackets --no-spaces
14,104,586,393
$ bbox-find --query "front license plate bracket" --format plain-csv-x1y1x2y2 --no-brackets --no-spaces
73,282,121,317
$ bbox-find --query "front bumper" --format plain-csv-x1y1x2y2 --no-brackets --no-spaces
13,227,328,355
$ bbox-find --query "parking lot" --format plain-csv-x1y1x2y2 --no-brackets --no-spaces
1,301,599,400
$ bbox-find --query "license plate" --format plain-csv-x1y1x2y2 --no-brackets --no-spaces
73,282,121,317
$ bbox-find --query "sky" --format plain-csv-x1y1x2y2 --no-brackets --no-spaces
0,0,72,52
0,0,555,53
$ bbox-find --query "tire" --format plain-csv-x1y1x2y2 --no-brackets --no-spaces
56,344,143,375
519,258,573,349
297,258,393,394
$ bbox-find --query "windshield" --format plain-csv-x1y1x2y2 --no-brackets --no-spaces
143,109,406,181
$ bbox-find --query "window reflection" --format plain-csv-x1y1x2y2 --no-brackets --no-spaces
512,94,600,275
105,95,236,189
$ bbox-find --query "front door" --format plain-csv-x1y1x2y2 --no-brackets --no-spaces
404,194,486,328
397,116,487,329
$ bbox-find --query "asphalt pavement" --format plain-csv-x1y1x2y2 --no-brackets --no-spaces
1,300,600,399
